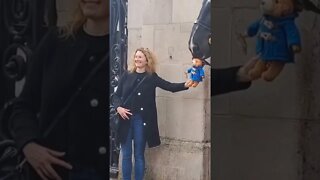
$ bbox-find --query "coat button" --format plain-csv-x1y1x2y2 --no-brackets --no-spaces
89,56,95,62
98,146,107,155
138,92,141,96
143,123,146,126
140,107,144,111
90,99,99,107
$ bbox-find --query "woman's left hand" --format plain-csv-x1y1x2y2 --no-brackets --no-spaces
117,106,132,120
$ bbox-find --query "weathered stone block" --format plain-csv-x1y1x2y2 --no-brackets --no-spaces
157,97,206,141
153,24,192,65
141,25,155,50
143,0,173,25
212,116,300,180
145,138,210,180
128,0,144,28
231,8,261,66
172,0,202,23
212,8,232,67
127,28,142,61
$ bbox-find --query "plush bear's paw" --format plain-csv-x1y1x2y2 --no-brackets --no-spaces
248,69,262,80
192,82,199,87
261,72,277,82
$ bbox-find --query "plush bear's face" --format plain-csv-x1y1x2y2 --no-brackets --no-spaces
260,0,294,17
192,58,204,67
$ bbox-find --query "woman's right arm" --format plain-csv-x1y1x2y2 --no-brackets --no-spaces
212,67,251,96
212,56,257,96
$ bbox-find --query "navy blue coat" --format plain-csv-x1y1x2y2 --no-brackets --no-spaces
112,71,188,148
10,28,109,179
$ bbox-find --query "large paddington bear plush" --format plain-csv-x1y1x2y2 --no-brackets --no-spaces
239,0,302,82
185,58,205,88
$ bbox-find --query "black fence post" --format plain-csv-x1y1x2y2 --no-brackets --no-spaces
1,0,56,102
109,0,128,178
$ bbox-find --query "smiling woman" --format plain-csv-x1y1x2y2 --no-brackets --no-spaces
112,47,190,180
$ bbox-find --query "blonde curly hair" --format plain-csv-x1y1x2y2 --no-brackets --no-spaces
60,4,86,39
128,48,157,73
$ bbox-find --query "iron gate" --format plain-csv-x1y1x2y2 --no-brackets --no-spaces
109,0,128,178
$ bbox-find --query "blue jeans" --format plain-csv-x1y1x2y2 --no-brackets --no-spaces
121,114,146,180
68,168,104,180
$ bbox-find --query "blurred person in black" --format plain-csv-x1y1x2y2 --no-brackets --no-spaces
189,0,254,96
10,0,109,179
211,60,256,96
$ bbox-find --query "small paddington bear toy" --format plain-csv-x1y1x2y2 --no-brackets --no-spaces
185,58,205,87
239,0,301,81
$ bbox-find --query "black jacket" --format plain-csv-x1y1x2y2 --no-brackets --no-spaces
113,71,188,148
212,67,251,96
10,28,108,178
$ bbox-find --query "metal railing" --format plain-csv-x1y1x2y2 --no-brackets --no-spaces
109,0,128,178
1,0,56,102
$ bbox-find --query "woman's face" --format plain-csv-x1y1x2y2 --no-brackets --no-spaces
80,0,109,20
134,51,148,69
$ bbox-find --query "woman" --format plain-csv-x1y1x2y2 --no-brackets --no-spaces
10,0,109,179
113,48,189,180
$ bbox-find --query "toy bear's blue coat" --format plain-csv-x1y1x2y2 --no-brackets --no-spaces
247,13,301,63
187,66,205,82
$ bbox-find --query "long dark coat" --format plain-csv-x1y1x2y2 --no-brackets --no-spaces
212,67,251,96
113,71,188,148
10,28,108,179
